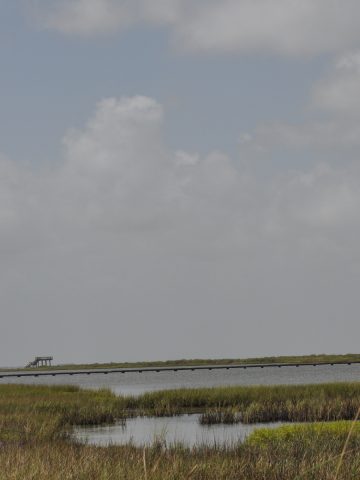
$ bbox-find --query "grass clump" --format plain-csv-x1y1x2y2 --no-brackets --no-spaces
199,408,240,425
0,384,126,442
245,420,360,447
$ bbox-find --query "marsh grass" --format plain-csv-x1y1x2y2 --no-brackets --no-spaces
0,425,359,479
130,382,360,423
0,383,359,479
0,383,358,436
0,384,126,442
199,408,240,425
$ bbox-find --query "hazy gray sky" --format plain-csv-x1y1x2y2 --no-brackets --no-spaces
1,1,360,366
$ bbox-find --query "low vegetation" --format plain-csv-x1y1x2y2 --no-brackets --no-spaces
245,420,360,447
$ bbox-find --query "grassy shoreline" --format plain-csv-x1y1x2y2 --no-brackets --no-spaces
0,383,359,479
1,428,359,479
4,352,360,371
128,383,360,422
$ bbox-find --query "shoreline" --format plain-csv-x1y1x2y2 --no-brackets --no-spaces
3,353,360,373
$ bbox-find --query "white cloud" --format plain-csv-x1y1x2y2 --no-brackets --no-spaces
174,0,360,55
31,0,181,35
240,120,360,155
57,97,247,241
272,163,360,232
238,51,360,162
35,0,130,35
2,94,360,259
31,0,360,56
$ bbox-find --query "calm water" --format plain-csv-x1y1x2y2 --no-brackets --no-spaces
0,363,359,395
74,414,284,447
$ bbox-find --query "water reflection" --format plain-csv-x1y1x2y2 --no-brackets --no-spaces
0,364,359,396
74,414,284,447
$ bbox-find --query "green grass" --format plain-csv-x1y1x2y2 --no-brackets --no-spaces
7,352,360,371
245,420,360,447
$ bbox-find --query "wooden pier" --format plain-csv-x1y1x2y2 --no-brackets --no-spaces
25,356,53,368
1,360,359,379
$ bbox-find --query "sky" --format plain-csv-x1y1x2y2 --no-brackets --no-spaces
1,1,360,366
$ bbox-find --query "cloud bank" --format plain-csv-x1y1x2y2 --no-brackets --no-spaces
1,93,359,364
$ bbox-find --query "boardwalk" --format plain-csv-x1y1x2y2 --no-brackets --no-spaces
0,360,359,379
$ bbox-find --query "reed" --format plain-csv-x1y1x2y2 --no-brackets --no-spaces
129,382,360,422
0,423,359,479
0,384,126,442
199,408,240,425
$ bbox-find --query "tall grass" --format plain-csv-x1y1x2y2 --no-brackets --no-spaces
0,384,125,442
199,408,240,425
129,382,360,422
0,425,359,479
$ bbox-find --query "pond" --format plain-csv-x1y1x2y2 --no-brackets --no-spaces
74,414,284,447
